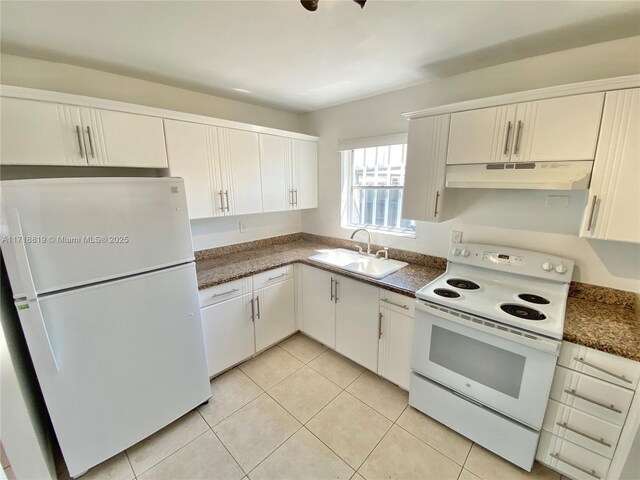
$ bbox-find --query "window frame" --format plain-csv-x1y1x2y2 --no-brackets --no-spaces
340,145,416,238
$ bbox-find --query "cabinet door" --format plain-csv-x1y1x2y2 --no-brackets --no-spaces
580,89,639,243
402,115,450,222
82,109,168,168
378,307,414,390
0,97,86,166
220,128,263,215
447,105,516,165
164,119,215,219
200,293,255,377
301,266,336,348
335,276,379,371
255,278,296,352
260,134,291,212
513,93,604,163
293,139,318,209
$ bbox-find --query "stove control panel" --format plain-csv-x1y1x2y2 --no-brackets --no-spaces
448,243,574,283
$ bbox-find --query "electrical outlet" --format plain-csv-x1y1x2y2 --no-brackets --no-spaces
239,221,247,233
451,231,462,243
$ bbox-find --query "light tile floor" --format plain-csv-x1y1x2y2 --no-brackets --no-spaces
58,333,564,480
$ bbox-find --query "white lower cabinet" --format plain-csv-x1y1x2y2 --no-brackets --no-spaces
201,292,255,378
335,276,380,372
199,267,295,378
254,268,296,352
378,301,414,390
300,265,337,348
537,341,640,480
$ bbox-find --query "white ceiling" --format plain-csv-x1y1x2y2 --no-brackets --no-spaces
1,1,639,112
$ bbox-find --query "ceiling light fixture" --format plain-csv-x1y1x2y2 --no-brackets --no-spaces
301,0,366,12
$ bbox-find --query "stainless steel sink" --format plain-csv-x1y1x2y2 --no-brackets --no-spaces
308,249,408,279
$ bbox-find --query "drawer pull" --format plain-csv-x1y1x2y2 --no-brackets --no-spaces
267,272,288,281
556,422,612,447
550,452,600,479
381,298,410,310
574,357,632,384
564,389,622,414
209,288,240,299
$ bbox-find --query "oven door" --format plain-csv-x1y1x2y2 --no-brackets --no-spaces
412,300,560,429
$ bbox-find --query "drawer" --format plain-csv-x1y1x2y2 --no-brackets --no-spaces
379,289,415,316
199,278,249,308
537,431,610,480
558,341,640,390
542,400,622,458
253,265,293,290
550,366,634,425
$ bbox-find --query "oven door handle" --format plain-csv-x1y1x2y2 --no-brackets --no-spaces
415,300,561,355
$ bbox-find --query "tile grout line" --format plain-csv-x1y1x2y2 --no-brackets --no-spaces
210,428,250,478
124,450,136,480
131,428,210,478
243,423,305,478
301,425,359,476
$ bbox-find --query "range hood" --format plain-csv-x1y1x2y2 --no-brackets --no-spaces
445,160,593,190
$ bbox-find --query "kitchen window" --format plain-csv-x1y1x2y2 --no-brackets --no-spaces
341,140,416,237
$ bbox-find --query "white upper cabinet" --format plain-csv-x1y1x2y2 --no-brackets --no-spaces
220,128,263,216
164,119,215,219
580,89,640,244
80,109,168,168
512,93,604,163
402,115,450,222
292,139,318,210
1,97,87,166
447,105,516,165
446,93,605,165
259,134,291,212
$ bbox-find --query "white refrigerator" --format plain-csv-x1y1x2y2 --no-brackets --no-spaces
0,177,211,478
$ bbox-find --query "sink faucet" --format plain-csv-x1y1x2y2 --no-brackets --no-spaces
350,228,372,255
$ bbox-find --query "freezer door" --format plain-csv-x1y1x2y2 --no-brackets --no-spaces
1,178,194,299
17,263,210,477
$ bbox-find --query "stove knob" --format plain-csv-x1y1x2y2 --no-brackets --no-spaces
542,262,554,272
555,263,567,274
452,248,461,256
461,248,470,257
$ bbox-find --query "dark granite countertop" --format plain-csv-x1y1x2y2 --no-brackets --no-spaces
564,297,640,361
195,236,639,362
196,240,444,297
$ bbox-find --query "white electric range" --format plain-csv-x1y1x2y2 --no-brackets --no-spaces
409,243,574,471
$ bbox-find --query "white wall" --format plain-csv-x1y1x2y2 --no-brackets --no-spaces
0,54,307,250
300,36,640,292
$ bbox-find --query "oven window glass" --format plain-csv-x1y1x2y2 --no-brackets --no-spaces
429,326,526,398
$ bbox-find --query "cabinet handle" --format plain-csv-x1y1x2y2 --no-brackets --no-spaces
250,298,255,322
85,126,96,158
330,277,334,301
289,189,294,206
256,295,261,319
294,189,298,206
586,196,598,232
433,191,440,217
574,356,631,384
378,312,383,339
225,191,230,212
75,125,86,159
268,272,288,281
380,298,410,310
503,121,512,155
334,280,339,303
555,422,611,447
218,191,225,212
513,120,523,155
209,288,239,299
563,389,622,413
550,453,600,479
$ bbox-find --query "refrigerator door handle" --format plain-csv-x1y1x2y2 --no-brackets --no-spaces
19,300,60,375
6,208,38,301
